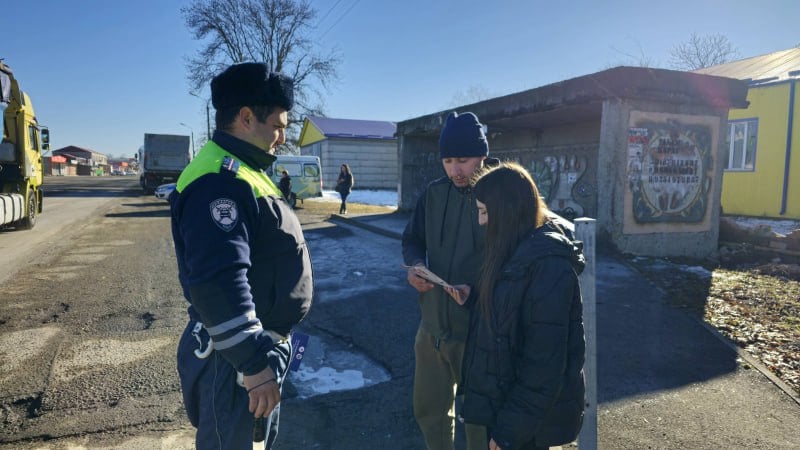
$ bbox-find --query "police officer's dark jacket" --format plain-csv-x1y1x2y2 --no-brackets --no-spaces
460,220,586,449
170,131,313,376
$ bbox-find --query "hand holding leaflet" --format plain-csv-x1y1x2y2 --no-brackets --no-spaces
404,264,452,290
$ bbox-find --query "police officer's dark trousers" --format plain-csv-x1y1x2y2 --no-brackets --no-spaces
177,320,292,450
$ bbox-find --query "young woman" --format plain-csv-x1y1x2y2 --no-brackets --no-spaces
447,162,586,450
336,163,354,214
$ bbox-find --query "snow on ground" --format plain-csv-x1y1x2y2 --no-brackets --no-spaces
727,216,800,237
317,189,398,207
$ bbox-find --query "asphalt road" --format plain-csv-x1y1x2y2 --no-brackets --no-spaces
0,176,423,449
2,176,799,450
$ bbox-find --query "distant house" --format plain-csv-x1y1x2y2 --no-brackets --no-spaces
298,116,397,190
52,145,109,176
43,155,68,176
696,47,800,219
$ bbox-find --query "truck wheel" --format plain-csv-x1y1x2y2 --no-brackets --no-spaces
20,189,37,230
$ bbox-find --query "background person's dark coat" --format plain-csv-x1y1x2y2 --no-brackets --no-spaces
336,172,353,195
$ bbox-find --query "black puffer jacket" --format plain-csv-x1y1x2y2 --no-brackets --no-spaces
460,220,586,449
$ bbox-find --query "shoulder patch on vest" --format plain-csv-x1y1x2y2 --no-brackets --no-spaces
209,198,239,231
221,156,240,174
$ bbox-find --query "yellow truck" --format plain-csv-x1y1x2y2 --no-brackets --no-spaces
0,60,49,229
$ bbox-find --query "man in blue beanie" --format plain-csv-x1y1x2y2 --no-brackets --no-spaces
402,111,496,450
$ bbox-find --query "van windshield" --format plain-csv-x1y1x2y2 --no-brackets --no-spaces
276,162,302,177
303,164,320,177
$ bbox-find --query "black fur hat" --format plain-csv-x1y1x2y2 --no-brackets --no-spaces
211,63,294,111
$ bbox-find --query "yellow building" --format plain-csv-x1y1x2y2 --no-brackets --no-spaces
697,47,800,219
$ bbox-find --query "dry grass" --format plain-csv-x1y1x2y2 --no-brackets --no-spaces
295,197,396,216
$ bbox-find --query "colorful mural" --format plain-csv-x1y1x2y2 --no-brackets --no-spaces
625,111,720,234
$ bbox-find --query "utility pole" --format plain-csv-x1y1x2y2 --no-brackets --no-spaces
179,123,195,158
189,92,212,140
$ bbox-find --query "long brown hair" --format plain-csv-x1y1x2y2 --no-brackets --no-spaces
473,162,548,328
340,163,354,184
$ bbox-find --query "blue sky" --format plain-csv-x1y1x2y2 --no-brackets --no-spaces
2,0,798,158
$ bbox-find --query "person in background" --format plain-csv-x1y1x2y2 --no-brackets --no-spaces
278,169,292,202
336,163,354,214
446,162,586,450
402,111,497,450
170,62,313,450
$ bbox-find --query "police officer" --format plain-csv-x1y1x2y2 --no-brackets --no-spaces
171,63,313,449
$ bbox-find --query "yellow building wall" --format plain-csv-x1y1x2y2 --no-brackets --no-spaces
721,81,800,218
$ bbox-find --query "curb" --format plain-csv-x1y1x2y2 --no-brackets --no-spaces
696,318,800,407
328,214,403,241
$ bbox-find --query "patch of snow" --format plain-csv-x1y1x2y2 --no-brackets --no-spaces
288,336,390,399
680,265,712,279
317,189,398,207
727,216,800,237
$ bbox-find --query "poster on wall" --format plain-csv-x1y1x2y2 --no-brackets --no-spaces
624,111,720,234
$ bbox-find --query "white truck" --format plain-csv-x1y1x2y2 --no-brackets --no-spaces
138,133,192,194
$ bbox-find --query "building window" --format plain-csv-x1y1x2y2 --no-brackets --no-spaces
724,119,757,171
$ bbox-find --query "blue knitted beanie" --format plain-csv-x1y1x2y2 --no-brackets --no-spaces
438,112,489,159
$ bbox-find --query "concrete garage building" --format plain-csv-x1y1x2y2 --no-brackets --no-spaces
299,116,397,190
397,67,748,258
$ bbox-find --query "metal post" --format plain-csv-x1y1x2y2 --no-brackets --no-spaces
190,92,212,140
575,218,597,450
205,100,211,139
179,123,196,158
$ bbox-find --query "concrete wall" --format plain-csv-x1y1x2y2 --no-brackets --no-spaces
490,121,601,221
599,98,728,257
399,120,602,218
399,103,731,258
317,138,398,190
398,134,440,210
397,67,747,259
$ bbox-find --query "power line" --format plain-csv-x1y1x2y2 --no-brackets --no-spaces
317,0,343,28
319,0,360,39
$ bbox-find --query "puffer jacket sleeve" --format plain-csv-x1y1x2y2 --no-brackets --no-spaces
491,256,578,447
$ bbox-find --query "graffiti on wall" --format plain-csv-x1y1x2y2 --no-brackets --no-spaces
490,147,595,220
625,111,719,233
528,155,591,221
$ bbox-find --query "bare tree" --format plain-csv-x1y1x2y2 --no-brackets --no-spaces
607,37,657,68
182,0,341,128
669,33,739,70
443,84,495,110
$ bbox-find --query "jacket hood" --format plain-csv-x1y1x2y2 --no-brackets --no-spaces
507,220,586,275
